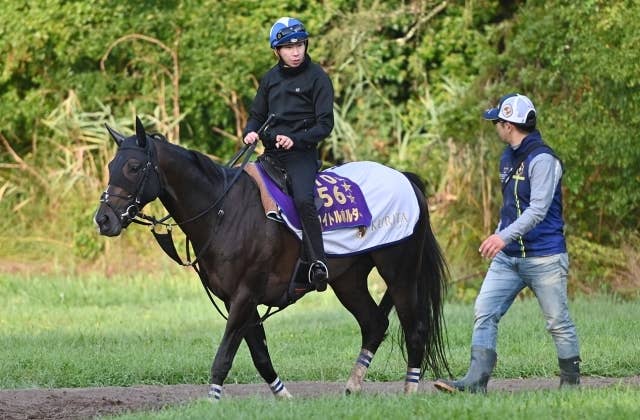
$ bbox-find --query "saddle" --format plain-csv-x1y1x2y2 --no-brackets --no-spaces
244,154,318,307
257,154,289,194
244,159,414,308
256,154,324,211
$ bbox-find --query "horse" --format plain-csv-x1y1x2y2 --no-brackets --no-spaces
93,118,450,400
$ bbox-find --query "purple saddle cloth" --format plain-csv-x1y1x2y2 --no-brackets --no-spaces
256,163,372,232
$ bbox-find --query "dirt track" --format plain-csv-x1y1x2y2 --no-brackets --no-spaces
1,376,639,419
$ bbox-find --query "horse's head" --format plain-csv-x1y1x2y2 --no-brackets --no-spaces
94,117,163,236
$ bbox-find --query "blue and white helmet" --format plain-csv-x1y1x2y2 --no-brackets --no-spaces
269,17,309,49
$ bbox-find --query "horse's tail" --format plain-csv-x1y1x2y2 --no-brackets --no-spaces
378,171,427,319
402,171,426,194
406,172,451,379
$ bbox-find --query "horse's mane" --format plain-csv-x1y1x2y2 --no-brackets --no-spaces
185,147,240,186
153,134,241,189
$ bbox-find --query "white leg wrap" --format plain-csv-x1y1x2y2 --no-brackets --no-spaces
346,349,375,394
269,377,293,399
208,384,223,401
404,368,421,394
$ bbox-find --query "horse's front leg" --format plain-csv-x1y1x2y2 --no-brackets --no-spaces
208,291,256,401
243,310,292,399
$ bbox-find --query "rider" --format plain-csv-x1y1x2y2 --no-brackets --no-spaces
242,17,334,292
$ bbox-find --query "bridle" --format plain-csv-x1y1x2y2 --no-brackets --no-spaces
101,114,275,234
100,139,162,228
99,154,157,229
99,117,283,322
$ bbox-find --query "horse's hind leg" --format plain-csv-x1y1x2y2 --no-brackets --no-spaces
243,310,292,399
331,258,388,395
374,247,426,394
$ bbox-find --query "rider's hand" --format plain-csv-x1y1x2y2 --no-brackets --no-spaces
243,131,259,145
275,135,294,150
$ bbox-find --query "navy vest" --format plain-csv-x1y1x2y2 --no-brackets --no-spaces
499,131,567,257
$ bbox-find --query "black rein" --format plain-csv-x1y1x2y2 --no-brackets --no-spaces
133,115,277,322
135,141,256,322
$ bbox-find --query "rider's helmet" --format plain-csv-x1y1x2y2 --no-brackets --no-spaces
269,17,309,49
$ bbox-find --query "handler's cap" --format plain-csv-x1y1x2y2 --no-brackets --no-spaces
483,93,536,124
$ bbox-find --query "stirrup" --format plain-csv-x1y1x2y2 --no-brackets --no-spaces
266,210,284,223
308,260,329,282
308,260,329,291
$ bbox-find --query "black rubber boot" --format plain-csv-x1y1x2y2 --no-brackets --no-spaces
559,356,581,387
434,347,497,394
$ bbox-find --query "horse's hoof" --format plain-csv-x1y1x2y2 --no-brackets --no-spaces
344,385,361,396
404,382,419,394
275,389,293,399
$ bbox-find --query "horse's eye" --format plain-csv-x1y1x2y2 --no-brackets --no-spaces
129,162,141,173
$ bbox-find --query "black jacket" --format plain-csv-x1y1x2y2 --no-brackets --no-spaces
244,54,334,152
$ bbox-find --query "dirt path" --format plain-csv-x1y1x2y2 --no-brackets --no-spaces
1,376,639,419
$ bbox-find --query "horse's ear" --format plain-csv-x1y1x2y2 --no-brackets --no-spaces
105,123,125,147
135,116,147,148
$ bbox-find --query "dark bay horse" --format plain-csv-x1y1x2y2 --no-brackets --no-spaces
93,118,449,400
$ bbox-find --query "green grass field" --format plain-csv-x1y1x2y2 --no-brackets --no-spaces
114,388,639,420
1,272,639,418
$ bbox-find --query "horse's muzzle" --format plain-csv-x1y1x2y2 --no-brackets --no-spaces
93,204,124,237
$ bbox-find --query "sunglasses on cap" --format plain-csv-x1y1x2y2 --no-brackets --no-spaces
276,24,305,40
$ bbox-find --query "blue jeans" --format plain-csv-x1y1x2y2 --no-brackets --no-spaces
471,252,580,359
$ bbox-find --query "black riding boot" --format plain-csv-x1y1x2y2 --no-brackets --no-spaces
297,201,328,292
559,356,581,387
434,347,497,394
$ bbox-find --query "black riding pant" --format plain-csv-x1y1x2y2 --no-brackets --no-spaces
266,149,326,264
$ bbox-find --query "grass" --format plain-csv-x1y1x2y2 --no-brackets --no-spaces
443,294,640,378
110,387,640,420
1,272,640,419
2,272,640,389
0,271,376,388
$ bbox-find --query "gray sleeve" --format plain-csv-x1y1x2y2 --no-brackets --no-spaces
497,153,563,244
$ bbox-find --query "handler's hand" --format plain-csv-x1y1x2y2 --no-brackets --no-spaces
275,135,294,150
243,131,259,145
479,234,506,259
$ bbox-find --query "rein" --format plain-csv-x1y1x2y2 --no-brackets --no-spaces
136,143,255,322
133,115,280,323
137,142,255,268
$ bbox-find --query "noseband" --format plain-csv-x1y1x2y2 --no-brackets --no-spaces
100,139,159,228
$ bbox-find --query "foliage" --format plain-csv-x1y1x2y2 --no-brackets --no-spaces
0,0,639,296
476,0,640,242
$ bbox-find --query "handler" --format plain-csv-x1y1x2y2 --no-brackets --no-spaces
434,93,581,393
243,17,334,291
